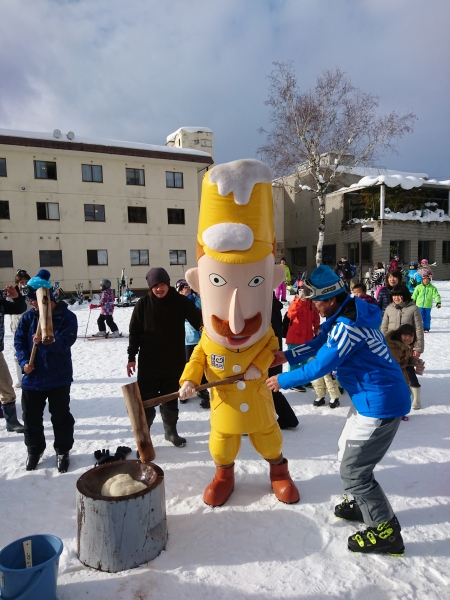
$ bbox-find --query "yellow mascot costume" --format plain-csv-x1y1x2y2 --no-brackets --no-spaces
179,158,300,507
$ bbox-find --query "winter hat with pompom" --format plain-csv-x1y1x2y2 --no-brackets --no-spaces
303,265,346,301
27,269,55,300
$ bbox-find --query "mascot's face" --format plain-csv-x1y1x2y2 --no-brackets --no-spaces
186,254,285,349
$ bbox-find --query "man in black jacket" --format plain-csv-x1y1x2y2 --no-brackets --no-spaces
127,268,202,447
0,283,26,433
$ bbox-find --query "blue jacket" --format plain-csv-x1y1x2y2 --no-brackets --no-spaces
278,296,411,418
15,302,78,391
185,294,202,345
405,269,422,294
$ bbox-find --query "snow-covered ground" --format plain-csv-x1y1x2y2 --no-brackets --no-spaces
1,285,450,599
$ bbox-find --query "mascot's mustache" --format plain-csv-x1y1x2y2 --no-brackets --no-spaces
211,313,262,337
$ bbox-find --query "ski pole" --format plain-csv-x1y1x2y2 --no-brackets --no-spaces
84,306,92,341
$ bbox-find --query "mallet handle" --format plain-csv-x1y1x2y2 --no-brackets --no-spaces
122,381,156,463
29,322,42,367
141,374,245,409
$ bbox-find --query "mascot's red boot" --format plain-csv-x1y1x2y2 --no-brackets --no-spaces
270,459,300,504
203,464,235,507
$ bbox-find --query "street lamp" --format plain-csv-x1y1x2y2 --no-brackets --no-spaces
359,225,374,282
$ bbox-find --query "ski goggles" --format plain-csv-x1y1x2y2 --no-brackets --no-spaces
302,277,346,300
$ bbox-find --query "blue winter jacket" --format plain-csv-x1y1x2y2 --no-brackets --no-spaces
278,295,411,418
185,294,202,345
405,269,422,294
15,302,78,391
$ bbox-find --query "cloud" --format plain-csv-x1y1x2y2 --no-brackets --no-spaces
0,0,449,176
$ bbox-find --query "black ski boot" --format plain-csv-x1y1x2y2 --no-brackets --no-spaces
57,453,70,473
3,402,25,433
329,398,340,409
313,397,325,407
348,516,404,556
334,494,364,522
163,423,186,447
26,453,43,471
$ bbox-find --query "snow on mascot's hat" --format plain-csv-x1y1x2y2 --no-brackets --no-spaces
27,269,55,301
196,159,275,264
303,265,346,301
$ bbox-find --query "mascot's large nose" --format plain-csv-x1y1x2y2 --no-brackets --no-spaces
229,289,245,334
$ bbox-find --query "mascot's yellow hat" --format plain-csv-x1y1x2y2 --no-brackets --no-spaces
197,159,275,264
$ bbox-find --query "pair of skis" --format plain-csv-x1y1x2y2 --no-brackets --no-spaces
78,333,129,341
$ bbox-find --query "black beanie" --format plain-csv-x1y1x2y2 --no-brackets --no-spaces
146,267,170,289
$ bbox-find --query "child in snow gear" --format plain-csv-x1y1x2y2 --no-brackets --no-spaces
411,275,441,332
0,281,27,433
275,258,291,302
386,324,424,411
176,280,210,408
285,283,320,392
266,265,410,554
14,269,77,472
92,279,120,337
127,267,202,448
352,283,378,306
307,356,341,409
405,262,422,294
418,258,434,280
370,262,385,293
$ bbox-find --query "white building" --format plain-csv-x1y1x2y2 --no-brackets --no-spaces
0,128,213,293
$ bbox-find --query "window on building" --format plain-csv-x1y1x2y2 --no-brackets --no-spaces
347,242,372,265
130,250,149,266
34,161,57,180
36,202,60,220
87,250,108,266
84,204,105,221
0,158,6,177
289,247,307,266
127,206,147,223
82,164,103,183
0,250,13,268
0,201,10,219
39,250,63,267
126,168,145,186
390,240,410,263
167,208,185,224
169,250,186,265
166,172,184,188
313,244,336,265
443,241,450,263
418,240,435,264
201,139,212,147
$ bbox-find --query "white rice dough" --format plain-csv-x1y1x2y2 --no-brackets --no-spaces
101,474,147,497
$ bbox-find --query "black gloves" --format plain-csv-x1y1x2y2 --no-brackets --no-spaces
94,446,132,466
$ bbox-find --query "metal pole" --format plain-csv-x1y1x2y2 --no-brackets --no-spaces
359,226,363,282
379,184,386,220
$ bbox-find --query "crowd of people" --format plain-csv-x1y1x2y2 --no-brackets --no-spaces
0,254,443,555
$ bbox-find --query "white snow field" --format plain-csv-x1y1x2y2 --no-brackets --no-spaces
1,284,450,600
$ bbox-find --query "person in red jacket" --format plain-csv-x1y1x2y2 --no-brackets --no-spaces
285,283,320,391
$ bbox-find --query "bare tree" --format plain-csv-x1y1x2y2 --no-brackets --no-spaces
258,62,416,266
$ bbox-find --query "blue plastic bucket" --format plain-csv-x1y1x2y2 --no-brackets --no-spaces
0,534,63,600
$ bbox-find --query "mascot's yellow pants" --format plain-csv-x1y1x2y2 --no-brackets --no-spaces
209,422,283,465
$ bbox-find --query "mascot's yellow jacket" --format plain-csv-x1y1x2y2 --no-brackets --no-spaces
181,327,279,435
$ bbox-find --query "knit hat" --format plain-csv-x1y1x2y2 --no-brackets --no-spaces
420,259,428,264
146,267,170,289
303,265,346,301
27,269,54,301
176,280,189,293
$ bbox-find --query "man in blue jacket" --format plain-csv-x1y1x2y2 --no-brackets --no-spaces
267,265,410,555
15,270,78,473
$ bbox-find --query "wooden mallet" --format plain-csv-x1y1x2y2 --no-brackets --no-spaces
36,287,54,345
122,375,244,463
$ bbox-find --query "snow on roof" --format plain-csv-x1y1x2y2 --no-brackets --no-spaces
166,126,213,143
332,166,450,191
0,128,213,159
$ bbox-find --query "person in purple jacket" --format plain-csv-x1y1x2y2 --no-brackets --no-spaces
267,265,410,556
92,279,120,337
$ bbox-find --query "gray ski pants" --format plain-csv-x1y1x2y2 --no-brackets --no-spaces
338,406,401,527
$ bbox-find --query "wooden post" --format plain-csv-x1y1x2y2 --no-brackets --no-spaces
36,287,54,345
122,382,156,462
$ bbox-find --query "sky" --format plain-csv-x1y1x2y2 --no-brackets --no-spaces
1,0,449,178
